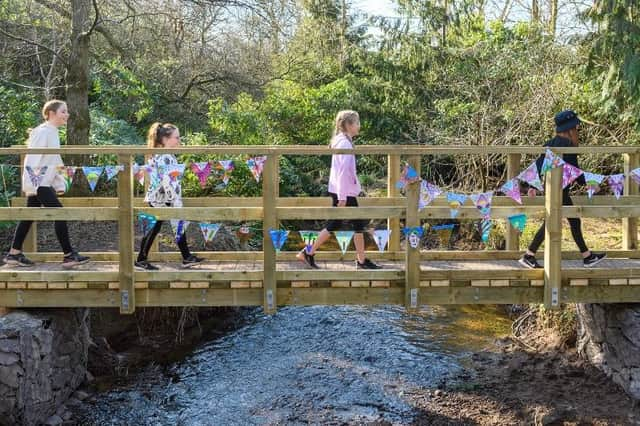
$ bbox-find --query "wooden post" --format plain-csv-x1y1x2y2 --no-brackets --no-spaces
118,154,135,314
544,165,562,310
505,153,521,251
19,153,37,253
405,155,421,310
262,153,278,314
623,153,639,250
388,154,401,252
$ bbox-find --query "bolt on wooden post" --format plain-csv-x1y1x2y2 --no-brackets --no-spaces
405,155,421,310
118,154,136,314
543,164,562,310
262,154,278,314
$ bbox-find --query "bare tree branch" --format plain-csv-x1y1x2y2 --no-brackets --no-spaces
0,26,68,66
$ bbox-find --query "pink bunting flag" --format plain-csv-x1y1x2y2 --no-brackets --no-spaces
583,172,605,199
517,161,543,191
500,178,522,204
562,163,584,189
608,174,624,199
247,156,267,182
191,162,212,188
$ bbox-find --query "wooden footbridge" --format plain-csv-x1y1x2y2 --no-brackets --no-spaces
1,145,640,314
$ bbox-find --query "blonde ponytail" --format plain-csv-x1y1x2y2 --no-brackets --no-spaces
330,110,359,146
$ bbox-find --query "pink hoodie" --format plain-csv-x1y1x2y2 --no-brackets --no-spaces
328,133,361,201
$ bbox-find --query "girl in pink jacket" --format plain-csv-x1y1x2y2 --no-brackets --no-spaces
296,110,381,270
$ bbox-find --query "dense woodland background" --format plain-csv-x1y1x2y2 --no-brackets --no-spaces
0,0,638,200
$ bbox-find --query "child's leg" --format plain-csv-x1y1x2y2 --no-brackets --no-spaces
176,232,192,259
138,220,163,262
568,217,590,256
10,194,41,253
527,221,545,255
353,232,366,263
36,187,73,254
308,229,331,255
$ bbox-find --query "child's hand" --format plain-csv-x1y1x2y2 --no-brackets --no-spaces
527,188,537,197
337,199,347,207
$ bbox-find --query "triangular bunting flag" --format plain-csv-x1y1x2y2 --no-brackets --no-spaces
82,166,103,192
446,192,467,219
432,224,455,248
500,178,522,205
403,226,424,249
25,165,48,188
517,161,543,191
191,162,212,189
630,168,640,185
104,165,124,182
373,229,391,252
480,219,492,243
583,172,605,198
608,174,624,200
170,219,190,244
419,181,442,210
562,163,584,189
247,156,267,182
540,149,565,174
166,164,186,182
334,231,354,255
217,160,235,186
132,164,145,186
508,214,527,234
137,212,157,235
299,230,319,254
396,163,420,190
55,166,76,193
199,223,221,244
269,228,289,253
470,191,493,220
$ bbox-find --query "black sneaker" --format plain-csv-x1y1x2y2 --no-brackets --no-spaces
135,260,159,271
518,254,542,269
182,255,205,269
4,252,34,267
62,251,90,268
356,258,382,269
296,250,319,269
584,252,606,268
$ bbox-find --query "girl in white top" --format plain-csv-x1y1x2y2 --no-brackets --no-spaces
5,100,90,268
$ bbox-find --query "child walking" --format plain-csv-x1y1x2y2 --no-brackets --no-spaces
296,110,381,270
4,100,90,268
519,109,607,269
135,122,204,270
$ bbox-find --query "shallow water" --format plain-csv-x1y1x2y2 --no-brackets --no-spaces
73,305,511,425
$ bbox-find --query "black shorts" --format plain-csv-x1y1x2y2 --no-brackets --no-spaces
324,192,369,232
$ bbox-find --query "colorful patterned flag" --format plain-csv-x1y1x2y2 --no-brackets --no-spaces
562,163,584,189
247,156,267,182
132,164,145,186
137,212,157,235
396,164,420,190
500,178,522,205
470,191,493,220
191,162,212,189
199,223,221,243
419,181,442,210
104,165,124,182
403,226,424,249
517,161,543,191
217,160,235,186
334,231,354,255
446,192,467,219
82,166,103,192
608,174,624,199
55,166,76,193
540,149,565,174
508,214,527,234
583,172,605,198
166,164,185,182
269,229,289,252
170,219,190,244
432,223,455,248
299,230,319,254
25,165,48,188
630,168,640,185
480,219,492,243
373,229,391,252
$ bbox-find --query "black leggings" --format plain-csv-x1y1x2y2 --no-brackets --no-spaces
137,220,191,262
11,186,73,254
528,191,588,254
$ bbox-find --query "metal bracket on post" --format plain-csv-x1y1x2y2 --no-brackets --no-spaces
121,290,129,311
410,288,418,309
266,289,274,311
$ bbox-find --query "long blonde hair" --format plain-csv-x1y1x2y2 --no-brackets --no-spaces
330,110,359,146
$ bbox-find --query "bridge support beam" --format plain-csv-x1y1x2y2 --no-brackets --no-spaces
544,164,562,310
262,153,278,314
405,155,421,310
118,154,135,314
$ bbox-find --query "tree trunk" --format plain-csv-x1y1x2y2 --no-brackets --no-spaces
549,0,558,38
531,0,540,23
66,0,91,150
